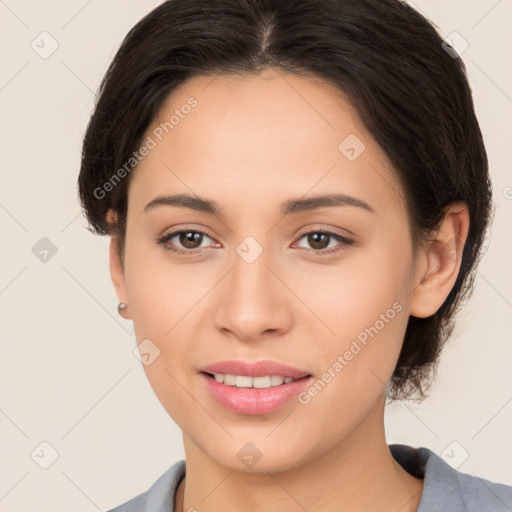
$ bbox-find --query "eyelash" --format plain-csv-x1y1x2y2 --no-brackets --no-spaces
156,229,354,256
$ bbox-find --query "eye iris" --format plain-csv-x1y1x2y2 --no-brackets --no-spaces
309,232,329,250
180,231,202,249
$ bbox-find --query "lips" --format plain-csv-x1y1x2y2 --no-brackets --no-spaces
200,359,312,379
200,372,314,415
199,359,314,414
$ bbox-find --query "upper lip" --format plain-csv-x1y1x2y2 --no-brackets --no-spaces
200,360,312,379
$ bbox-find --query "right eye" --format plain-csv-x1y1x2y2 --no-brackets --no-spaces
157,229,219,254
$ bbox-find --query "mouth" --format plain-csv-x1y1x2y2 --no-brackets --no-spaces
201,372,310,389
199,359,312,380
199,370,314,415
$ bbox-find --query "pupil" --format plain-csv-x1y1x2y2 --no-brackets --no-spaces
181,231,202,249
309,232,328,249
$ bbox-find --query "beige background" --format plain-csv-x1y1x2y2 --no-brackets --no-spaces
0,0,511,510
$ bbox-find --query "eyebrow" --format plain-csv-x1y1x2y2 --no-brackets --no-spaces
143,192,375,216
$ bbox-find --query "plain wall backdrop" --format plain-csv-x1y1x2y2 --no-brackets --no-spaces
0,0,511,510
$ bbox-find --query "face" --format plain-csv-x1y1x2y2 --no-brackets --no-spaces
112,68,421,473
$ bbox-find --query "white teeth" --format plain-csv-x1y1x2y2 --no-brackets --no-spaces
224,374,236,386
253,376,275,388
211,373,298,388
235,375,252,388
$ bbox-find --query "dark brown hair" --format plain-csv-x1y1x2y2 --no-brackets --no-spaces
78,0,492,401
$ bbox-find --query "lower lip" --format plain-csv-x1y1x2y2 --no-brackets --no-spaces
200,373,313,415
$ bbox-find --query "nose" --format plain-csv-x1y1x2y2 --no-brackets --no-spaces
214,243,293,342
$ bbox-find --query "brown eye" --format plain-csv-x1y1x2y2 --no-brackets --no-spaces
157,230,215,253
179,231,204,249
295,230,354,254
307,232,330,250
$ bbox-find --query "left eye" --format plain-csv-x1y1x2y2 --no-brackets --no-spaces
294,230,354,254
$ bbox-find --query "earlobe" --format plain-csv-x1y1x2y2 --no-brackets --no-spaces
107,210,131,319
409,203,469,319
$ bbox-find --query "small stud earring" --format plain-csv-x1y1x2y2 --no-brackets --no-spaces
118,302,129,317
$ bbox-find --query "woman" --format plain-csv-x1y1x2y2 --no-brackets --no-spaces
78,0,512,510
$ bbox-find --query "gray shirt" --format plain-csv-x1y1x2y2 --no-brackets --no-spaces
107,444,512,511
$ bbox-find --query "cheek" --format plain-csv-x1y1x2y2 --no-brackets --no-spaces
293,276,409,444
124,244,198,423
291,235,412,402
123,238,211,404
295,240,412,349
124,233,205,338
296,273,408,403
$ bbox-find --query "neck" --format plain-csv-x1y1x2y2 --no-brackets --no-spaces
177,394,423,512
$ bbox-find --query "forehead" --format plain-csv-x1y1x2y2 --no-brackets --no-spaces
128,68,405,218
153,68,363,151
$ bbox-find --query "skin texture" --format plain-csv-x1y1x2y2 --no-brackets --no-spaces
108,68,469,511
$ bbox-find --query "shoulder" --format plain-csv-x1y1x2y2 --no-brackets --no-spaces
106,460,186,512
389,444,512,512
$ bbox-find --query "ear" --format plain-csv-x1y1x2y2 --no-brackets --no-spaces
107,209,131,320
409,202,470,318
